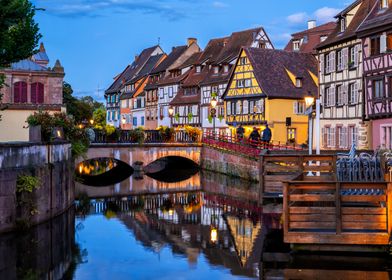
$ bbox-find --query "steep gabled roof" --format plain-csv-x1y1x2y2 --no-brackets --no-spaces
198,37,228,64
11,59,47,71
317,0,377,49
284,22,337,53
156,69,191,87
224,48,318,100
105,45,160,94
150,46,188,74
126,53,165,85
357,0,392,35
177,52,203,69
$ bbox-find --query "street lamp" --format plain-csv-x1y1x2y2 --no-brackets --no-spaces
168,107,174,127
304,95,315,156
304,93,320,156
210,97,217,137
89,119,94,126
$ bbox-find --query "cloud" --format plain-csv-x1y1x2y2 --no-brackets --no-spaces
212,1,228,8
286,12,307,24
34,0,199,20
314,7,340,23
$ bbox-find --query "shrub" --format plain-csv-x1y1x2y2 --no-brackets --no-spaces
184,125,201,141
105,125,116,136
129,127,145,144
158,125,174,142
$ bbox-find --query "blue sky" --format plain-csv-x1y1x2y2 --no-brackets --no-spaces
31,0,348,102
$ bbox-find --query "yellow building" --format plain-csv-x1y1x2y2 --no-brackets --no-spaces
223,48,318,145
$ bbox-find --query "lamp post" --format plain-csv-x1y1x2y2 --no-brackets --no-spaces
210,97,217,137
304,94,321,156
305,96,315,156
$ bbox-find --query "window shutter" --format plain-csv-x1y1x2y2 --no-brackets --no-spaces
319,54,324,75
14,83,20,103
31,83,37,104
354,45,360,67
343,127,348,148
381,33,387,53
322,127,327,148
330,51,336,72
330,86,336,106
343,48,349,69
38,83,44,104
331,127,336,147
343,84,349,104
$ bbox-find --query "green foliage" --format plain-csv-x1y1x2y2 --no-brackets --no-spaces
218,115,224,122
174,113,180,122
93,107,106,130
207,115,213,124
105,125,116,136
184,125,201,141
16,175,40,193
158,125,174,142
187,112,193,122
0,0,41,67
129,127,145,144
72,141,89,159
211,92,218,98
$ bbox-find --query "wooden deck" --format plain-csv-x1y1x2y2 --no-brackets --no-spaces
283,177,392,246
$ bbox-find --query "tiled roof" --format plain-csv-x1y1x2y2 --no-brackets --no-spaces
357,1,392,35
230,48,318,100
198,37,228,64
150,46,188,74
170,88,201,105
33,51,49,62
200,65,233,86
178,52,202,68
284,22,336,54
317,0,376,49
11,59,47,71
215,27,263,64
105,45,160,94
156,69,191,87
181,66,210,87
126,53,164,85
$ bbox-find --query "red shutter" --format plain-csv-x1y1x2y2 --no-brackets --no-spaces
31,83,37,103
38,83,44,103
14,82,21,103
21,82,27,103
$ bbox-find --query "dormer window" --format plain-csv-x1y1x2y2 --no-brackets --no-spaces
223,65,229,73
320,35,328,42
380,0,388,9
213,66,219,74
303,35,308,43
340,17,346,33
293,40,300,51
195,66,201,73
295,78,303,88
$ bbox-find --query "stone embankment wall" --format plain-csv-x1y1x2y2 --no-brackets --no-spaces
201,146,260,182
0,142,74,233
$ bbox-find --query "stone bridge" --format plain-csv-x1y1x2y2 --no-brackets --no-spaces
76,143,202,167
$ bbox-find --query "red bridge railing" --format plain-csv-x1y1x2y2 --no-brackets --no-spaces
202,132,304,158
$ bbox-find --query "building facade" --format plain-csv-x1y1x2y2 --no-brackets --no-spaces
223,48,318,145
0,43,65,142
357,0,392,150
316,0,375,150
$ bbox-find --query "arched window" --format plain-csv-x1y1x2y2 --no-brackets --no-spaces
14,82,27,103
31,82,44,104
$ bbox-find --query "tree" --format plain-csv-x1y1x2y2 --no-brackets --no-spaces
93,107,106,130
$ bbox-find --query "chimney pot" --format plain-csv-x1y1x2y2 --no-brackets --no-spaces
308,20,316,30
187,37,197,47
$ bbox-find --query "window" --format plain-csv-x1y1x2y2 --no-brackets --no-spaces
13,81,27,103
349,83,359,104
133,117,137,126
295,78,302,88
195,66,201,73
320,35,328,42
227,102,231,115
159,88,164,99
223,65,229,73
239,57,247,65
231,102,236,115
373,79,385,98
340,17,346,33
381,125,392,149
325,52,335,73
236,101,241,114
184,87,197,95
380,0,388,9
168,87,173,98
336,85,344,105
293,40,300,51
303,35,308,43
349,126,358,147
293,101,305,114
337,49,344,71
141,117,145,126
325,87,335,106
387,34,392,51
236,79,251,88
371,37,381,56
31,82,44,104
349,46,359,67
213,66,219,74
337,126,348,148
287,128,296,142
322,127,336,148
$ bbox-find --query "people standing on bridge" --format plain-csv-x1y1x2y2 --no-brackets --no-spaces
236,124,245,141
249,127,261,147
261,124,272,149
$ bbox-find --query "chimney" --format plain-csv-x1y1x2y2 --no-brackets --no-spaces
187,37,197,47
308,20,316,30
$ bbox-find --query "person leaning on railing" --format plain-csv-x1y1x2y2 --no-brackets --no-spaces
261,124,272,149
236,124,245,141
249,127,261,147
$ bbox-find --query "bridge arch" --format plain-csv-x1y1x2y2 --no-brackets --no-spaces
76,144,202,168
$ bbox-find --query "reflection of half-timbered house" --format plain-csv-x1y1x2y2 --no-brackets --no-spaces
223,48,318,145
357,0,392,150
316,0,375,150
156,39,201,127
200,28,274,134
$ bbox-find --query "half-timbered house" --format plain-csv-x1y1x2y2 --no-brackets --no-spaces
316,0,375,150
156,39,201,127
200,28,274,134
223,48,318,145
357,0,392,150
105,45,163,127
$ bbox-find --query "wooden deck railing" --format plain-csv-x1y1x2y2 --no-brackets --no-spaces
261,155,337,197
283,179,392,245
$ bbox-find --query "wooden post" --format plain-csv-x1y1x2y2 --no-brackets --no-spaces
336,182,341,235
259,154,265,203
387,183,392,235
283,182,289,236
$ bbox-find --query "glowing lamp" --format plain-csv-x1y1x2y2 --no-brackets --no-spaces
210,228,218,243
168,209,174,216
305,96,315,108
168,107,174,117
210,97,218,108
78,164,83,174
89,119,94,125
121,117,126,125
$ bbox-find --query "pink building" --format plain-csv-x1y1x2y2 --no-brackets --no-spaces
357,0,392,150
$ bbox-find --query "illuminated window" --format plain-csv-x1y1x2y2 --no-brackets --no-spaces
380,0,388,9
195,66,201,73
287,128,296,142
295,78,302,88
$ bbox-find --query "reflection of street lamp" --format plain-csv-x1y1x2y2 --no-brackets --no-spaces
210,97,217,137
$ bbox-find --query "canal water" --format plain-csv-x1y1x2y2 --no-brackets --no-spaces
1,159,391,279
